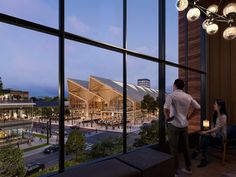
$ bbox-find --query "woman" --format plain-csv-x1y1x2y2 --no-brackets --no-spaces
192,99,228,167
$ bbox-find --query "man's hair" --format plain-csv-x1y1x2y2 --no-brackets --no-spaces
174,79,184,90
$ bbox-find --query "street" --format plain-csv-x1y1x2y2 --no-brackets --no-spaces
23,122,139,171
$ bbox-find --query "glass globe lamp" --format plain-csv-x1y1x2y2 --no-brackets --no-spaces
223,3,236,16
176,0,189,11
187,8,201,21
202,19,210,30
207,4,218,15
223,26,236,40
206,23,219,35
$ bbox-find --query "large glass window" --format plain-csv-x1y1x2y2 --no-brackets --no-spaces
65,40,123,165
0,0,206,176
127,56,159,150
166,0,178,64
0,0,58,28
127,0,158,57
0,23,59,176
65,0,123,47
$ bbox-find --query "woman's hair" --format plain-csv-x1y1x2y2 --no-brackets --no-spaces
212,99,228,125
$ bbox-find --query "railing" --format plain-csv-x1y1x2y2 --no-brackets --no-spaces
0,100,34,103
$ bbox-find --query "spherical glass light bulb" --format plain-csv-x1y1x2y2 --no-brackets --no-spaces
202,19,210,30
223,26,236,40
207,4,218,15
223,3,236,16
187,8,201,21
176,0,189,11
206,23,218,35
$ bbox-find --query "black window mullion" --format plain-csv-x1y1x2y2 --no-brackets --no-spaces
59,0,65,173
122,0,127,154
158,0,166,144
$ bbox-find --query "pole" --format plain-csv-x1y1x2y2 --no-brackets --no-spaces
46,121,49,145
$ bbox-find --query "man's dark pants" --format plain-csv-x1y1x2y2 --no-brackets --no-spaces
167,123,191,172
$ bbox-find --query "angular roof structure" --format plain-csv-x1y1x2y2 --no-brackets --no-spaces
68,76,159,103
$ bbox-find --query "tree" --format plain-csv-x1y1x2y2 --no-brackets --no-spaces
141,94,159,119
89,137,122,159
0,145,25,177
65,130,85,161
0,77,3,95
65,108,71,118
41,107,53,118
133,120,159,147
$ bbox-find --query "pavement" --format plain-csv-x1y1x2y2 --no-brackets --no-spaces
21,135,60,157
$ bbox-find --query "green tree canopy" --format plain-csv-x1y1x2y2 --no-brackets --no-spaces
65,130,85,160
89,137,122,159
141,94,159,114
41,107,53,118
133,120,159,147
0,77,3,95
0,145,25,177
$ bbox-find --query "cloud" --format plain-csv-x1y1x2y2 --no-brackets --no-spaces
108,25,122,36
67,16,90,33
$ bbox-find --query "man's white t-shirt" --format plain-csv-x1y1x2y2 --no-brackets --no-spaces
164,89,200,128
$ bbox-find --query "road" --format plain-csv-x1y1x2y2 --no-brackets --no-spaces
24,123,138,170
24,151,72,168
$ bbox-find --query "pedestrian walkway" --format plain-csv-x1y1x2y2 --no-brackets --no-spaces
20,135,59,158
79,123,142,134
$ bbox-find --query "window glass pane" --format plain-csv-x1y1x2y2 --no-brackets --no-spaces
166,0,178,64
65,0,123,47
127,0,158,57
166,66,178,94
65,40,123,166
0,0,58,28
0,24,58,176
127,56,159,151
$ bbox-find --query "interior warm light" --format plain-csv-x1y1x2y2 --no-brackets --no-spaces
176,0,189,11
178,0,236,40
202,19,210,29
203,120,210,129
187,8,201,21
223,3,236,16
207,4,218,15
223,26,236,40
206,23,218,35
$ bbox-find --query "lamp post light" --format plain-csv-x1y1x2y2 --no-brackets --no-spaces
46,121,49,145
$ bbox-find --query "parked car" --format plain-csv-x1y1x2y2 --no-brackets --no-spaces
25,162,45,176
43,144,59,154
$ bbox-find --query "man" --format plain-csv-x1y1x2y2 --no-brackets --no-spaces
164,79,200,177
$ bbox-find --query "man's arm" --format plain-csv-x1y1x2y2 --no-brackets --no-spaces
164,108,170,120
164,95,173,121
188,98,201,120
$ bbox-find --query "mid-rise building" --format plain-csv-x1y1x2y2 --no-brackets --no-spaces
137,79,150,88
0,89,29,101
